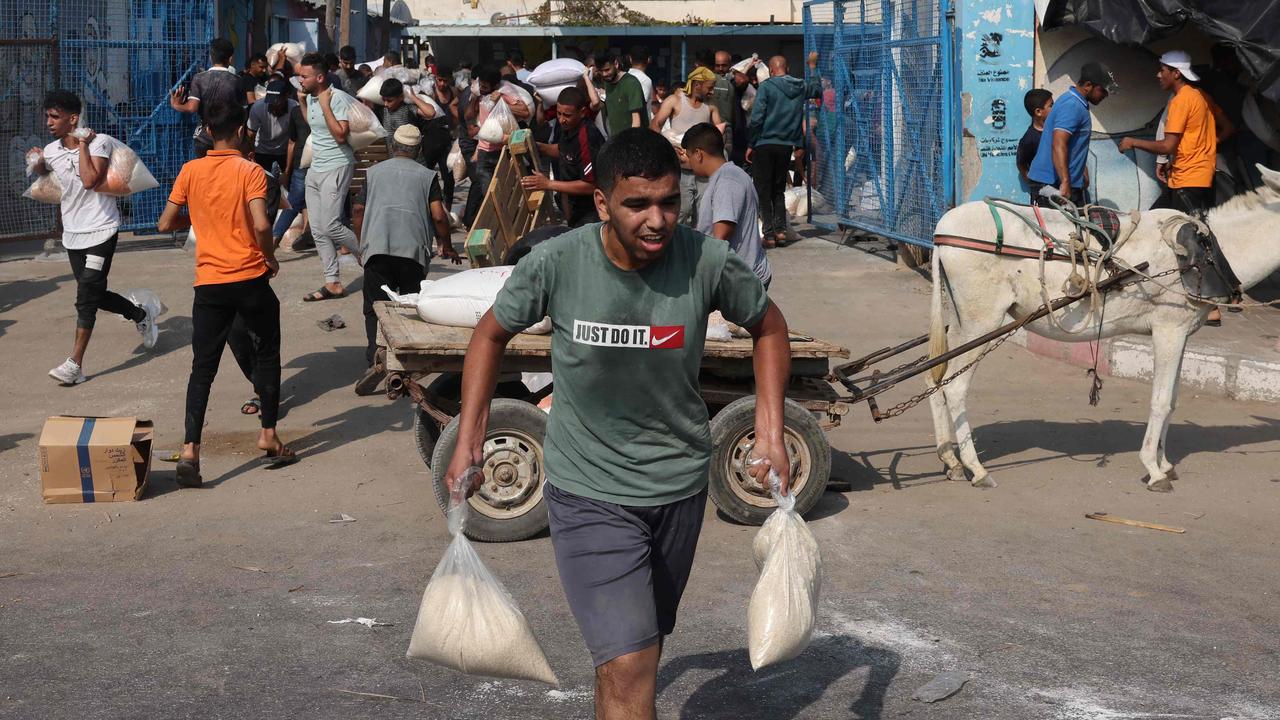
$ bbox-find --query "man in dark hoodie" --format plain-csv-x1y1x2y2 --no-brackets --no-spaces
747,52,821,248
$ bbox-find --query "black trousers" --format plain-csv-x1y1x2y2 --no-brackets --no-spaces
751,144,793,237
185,273,281,443
363,254,426,365
422,123,454,209
1152,186,1213,216
67,233,144,330
463,149,502,228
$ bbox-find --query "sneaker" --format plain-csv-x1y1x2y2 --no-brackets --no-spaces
49,358,85,385
136,301,159,350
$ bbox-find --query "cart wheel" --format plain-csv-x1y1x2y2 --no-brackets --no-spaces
708,396,831,525
412,406,441,469
430,398,549,542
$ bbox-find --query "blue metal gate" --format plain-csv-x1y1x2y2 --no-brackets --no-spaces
804,0,955,248
2,0,213,241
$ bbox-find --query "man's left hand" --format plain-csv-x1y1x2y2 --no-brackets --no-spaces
1117,137,1134,153
318,87,332,105
519,172,551,192
748,436,791,497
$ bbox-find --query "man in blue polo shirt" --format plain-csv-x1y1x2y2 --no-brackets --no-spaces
1028,62,1116,208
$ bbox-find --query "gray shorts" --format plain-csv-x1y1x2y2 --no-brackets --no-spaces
544,481,707,667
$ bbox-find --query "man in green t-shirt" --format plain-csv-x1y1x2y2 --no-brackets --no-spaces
445,128,793,717
598,54,649,138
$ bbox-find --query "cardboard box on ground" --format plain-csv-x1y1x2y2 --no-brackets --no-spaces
38,416,154,504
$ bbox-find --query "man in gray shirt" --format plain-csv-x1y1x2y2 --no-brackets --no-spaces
683,123,772,287
353,124,461,395
246,79,296,174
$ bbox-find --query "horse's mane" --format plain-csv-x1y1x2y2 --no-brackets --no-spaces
1208,182,1280,220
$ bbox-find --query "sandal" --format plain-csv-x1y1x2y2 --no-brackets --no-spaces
241,397,261,415
175,459,203,488
303,286,345,302
259,444,300,468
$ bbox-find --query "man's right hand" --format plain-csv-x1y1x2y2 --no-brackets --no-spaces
445,446,485,498
1155,163,1169,183
318,86,332,105
170,86,186,107
1058,180,1071,199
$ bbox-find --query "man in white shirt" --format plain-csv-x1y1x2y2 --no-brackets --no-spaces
628,47,654,105
29,90,159,385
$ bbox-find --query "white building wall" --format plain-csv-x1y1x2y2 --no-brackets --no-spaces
402,0,796,25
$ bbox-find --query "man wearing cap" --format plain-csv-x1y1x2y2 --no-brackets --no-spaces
1027,61,1115,208
246,79,297,176
354,123,461,395
1119,50,1232,217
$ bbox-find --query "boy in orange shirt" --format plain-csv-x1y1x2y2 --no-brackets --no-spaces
158,101,297,487
1119,50,1234,323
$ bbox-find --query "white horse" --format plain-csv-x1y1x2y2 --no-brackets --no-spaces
927,165,1280,492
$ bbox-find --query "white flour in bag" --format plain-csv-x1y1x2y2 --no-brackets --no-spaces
407,481,558,686
747,470,821,670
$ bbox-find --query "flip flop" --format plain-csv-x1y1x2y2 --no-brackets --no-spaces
175,459,203,488
241,397,261,415
303,287,345,302
259,444,300,468
1206,317,1222,327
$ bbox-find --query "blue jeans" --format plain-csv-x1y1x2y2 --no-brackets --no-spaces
272,168,308,239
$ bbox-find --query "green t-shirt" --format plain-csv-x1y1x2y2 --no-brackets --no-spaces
603,74,649,138
492,222,769,506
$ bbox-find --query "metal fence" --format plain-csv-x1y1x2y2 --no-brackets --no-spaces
804,0,955,248
1,0,213,243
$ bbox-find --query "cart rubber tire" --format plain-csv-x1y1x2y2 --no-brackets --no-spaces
412,406,441,470
430,398,550,542
708,396,831,525
412,374,531,472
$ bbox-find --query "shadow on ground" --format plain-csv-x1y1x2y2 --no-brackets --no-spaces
0,274,72,314
657,635,900,720
832,416,1280,488
91,315,192,381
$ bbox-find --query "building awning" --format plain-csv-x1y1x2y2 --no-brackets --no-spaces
367,0,416,25
403,23,804,39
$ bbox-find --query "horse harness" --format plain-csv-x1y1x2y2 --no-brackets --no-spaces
933,198,1243,302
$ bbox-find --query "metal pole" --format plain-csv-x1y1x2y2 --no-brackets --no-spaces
325,0,336,52
679,35,687,80
551,37,558,59
340,0,351,49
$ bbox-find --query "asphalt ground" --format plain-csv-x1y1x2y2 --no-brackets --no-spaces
1,234,1277,719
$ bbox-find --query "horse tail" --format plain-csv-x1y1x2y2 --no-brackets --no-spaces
929,247,949,385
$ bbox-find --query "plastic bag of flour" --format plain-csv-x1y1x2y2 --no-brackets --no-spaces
24,149,63,204
407,470,559,686
527,58,586,88
747,466,821,670
98,142,160,197
447,140,466,183
266,42,304,70
345,101,388,150
415,268,552,334
477,98,517,144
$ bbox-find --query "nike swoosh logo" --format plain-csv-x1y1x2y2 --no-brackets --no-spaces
652,331,679,346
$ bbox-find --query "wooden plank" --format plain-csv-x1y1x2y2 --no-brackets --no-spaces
1085,513,1186,534
376,304,849,361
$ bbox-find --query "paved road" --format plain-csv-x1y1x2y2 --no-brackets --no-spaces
1,236,1277,719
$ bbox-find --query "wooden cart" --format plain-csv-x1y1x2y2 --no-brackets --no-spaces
376,302,852,542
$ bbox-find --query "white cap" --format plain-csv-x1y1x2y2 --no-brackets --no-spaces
1159,50,1199,82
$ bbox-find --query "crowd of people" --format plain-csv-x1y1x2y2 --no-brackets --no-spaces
29,36,824,477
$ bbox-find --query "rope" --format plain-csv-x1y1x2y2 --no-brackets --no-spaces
983,196,1141,334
